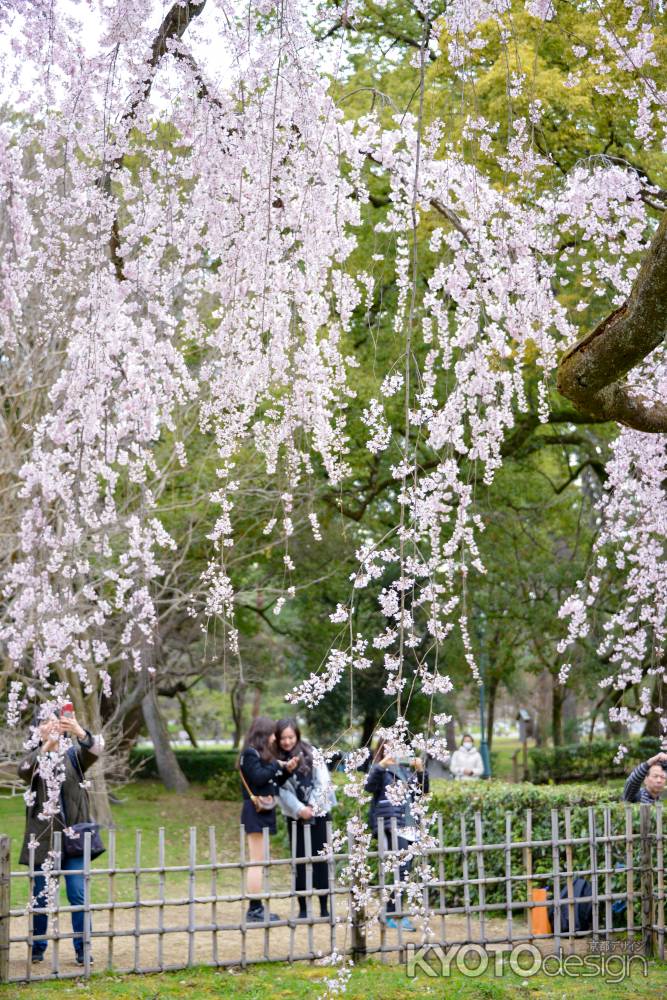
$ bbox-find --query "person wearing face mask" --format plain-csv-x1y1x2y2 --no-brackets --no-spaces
274,717,336,922
623,751,667,804
449,734,484,780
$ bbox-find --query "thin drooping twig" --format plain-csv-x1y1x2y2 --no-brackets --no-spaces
557,213,667,432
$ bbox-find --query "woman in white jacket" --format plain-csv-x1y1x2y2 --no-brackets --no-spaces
275,718,336,921
450,734,485,780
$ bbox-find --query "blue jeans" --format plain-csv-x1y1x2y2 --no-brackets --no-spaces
32,855,87,958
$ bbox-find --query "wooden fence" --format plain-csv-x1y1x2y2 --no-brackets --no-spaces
0,804,665,983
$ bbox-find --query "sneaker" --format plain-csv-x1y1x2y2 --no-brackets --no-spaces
246,908,279,922
75,953,94,966
31,953,45,964
400,917,417,931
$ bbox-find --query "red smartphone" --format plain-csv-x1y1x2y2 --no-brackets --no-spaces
60,702,74,719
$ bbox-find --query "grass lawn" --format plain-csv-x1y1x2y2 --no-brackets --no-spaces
0,782,286,907
1,781,663,996
3,958,667,999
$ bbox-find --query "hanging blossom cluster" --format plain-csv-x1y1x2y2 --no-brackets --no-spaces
1,0,666,945
559,355,667,737
289,118,655,732
0,0,367,825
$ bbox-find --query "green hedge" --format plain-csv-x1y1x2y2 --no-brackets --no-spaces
429,782,636,909
129,745,239,782
332,780,635,910
527,737,661,784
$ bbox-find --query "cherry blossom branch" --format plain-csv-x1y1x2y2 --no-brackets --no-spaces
105,0,209,280
557,214,667,432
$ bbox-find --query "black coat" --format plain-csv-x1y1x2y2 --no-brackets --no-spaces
364,762,430,835
17,731,101,866
239,747,290,799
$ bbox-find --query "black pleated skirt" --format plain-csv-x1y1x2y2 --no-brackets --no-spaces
241,798,277,835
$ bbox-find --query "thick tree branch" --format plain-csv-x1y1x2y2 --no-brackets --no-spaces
557,213,667,432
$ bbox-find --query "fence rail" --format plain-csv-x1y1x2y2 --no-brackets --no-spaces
0,803,664,982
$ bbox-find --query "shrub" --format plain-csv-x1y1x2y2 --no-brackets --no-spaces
527,737,661,784
129,745,239,783
203,769,241,801
330,780,635,910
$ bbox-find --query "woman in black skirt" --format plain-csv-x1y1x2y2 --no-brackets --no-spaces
275,717,336,921
239,716,298,922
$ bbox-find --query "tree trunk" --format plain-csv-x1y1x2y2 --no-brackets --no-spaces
141,687,189,792
446,717,457,756
563,689,580,743
552,675,565,747
83,690,113,827
58,668,113,827
177,694,198,748
230,680,247,749
359,708,379,750
486,676,499,750
115,704,145,764
642,676,667,737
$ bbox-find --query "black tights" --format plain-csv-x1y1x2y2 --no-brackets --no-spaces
286,815,330,916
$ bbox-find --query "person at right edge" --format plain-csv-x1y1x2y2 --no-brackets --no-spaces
622,750,667,804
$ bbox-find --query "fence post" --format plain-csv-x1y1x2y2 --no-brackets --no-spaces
0,835,9,984
640,804,654,958
656,804,665,960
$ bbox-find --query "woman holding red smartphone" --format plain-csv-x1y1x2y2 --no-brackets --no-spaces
18,705,103,966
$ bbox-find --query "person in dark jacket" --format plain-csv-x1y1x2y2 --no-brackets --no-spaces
18,712,102,965
274,717,337,922
622,751,667,804
364,740,429,931
239,716,298,923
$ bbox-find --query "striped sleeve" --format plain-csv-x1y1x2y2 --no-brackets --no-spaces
622,761,649,802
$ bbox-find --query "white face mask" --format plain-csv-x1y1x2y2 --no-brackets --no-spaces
462,742,473,750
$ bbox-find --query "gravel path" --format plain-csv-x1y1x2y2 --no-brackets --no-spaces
7,899,525,980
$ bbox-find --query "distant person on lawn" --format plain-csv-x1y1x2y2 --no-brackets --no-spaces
18,711,103,966
622,751,667,804
449,733,484,780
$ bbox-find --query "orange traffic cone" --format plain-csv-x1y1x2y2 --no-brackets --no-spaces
529,887,551,934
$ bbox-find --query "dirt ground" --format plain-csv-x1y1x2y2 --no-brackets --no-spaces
8,895,593,982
